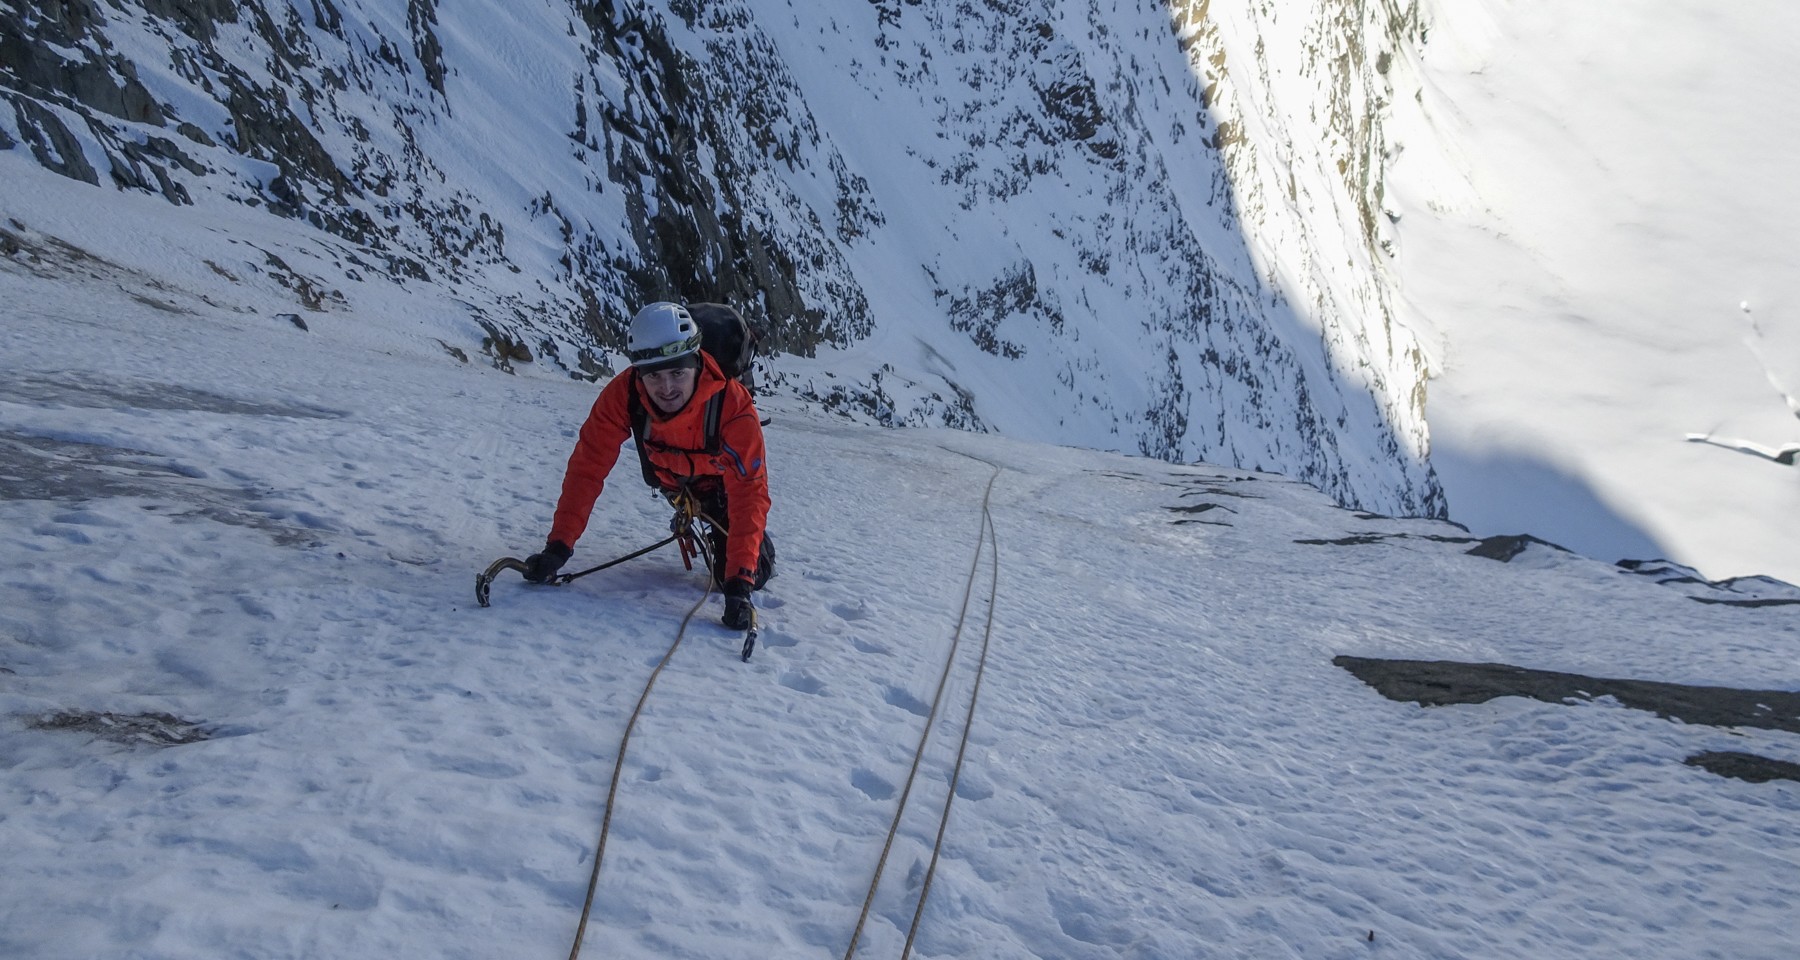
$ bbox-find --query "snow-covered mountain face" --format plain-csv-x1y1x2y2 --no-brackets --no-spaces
1379,0,1800,584
0,0,1443,519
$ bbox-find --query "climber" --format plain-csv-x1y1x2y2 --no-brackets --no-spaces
520,301,775,629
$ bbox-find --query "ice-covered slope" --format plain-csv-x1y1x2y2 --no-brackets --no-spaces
0,0,1442,517
3,262,1797,959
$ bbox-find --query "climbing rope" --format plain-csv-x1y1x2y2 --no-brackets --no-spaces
560,466,1002,960
565,496,718,960
901,504,1000,960
844,467,1002,960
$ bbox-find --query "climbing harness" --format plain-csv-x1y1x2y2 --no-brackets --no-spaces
662,484,759,663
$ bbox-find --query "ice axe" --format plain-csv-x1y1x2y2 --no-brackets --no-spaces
475,534,680,608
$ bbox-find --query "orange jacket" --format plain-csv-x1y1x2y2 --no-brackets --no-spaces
549,353,771,583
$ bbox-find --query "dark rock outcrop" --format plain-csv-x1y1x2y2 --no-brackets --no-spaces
1466,534,1570,562
1685,751,1800,785
1334,655,1800,735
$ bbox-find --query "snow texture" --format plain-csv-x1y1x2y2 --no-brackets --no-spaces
1386,0,1800,582
3,246,1797,959
4,2,1799,956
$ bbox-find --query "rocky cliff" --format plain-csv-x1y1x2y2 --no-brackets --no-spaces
0,0,1443,517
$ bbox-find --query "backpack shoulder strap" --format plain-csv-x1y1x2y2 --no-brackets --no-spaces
625,374,660,489
701,390,725,455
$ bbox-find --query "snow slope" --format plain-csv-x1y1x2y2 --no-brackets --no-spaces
1386,0,1800,583
3,250,1798,958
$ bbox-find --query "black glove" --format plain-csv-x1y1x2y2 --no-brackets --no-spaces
721,577,755,630
522,540,572,583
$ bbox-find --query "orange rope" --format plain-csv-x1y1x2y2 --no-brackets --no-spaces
566,506,715,960
843,469,1000,959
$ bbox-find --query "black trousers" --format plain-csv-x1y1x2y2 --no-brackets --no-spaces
683,483,776,590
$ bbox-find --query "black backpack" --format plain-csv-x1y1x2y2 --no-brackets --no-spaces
687,302,757,391
626,302,759,489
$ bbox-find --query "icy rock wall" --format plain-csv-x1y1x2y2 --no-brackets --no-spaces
1160,0,1441,513
0,0,875,373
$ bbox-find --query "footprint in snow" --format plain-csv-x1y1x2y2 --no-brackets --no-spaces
954,774,995,801
757,629,797,649
851,767,896,801
883,684,930,718
830,600,872,622
421,752,523,780
778,671,826,696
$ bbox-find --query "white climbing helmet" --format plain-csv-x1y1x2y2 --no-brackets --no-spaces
626,301,702,371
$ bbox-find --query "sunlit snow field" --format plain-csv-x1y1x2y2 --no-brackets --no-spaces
1389,0,1800,583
